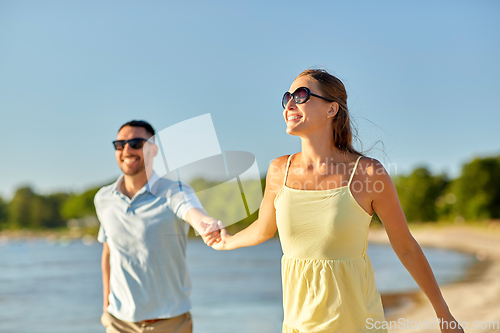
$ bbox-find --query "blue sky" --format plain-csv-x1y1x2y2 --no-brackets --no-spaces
1,0,499,198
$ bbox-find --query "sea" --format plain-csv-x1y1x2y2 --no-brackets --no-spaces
0,237,477,333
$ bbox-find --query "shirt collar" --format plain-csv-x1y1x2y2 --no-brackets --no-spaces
111,171,160,196
145,171,160,194
111,175,124,194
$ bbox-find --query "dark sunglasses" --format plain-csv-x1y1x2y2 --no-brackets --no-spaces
282,87,334,109
112,138,154,150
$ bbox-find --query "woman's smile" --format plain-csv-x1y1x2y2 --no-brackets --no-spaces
287,114,303,122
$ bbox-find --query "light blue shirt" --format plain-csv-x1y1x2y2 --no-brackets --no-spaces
95,173,205,322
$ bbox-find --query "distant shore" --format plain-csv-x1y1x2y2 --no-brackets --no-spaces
370,221,500,333
0,227,101,247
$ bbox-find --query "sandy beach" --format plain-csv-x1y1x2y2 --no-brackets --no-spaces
370,222,500,333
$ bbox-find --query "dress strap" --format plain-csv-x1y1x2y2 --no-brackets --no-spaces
282,154,294,187
348,155,363,187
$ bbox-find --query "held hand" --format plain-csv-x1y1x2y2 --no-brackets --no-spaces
199,220,222,246
211,221,232,250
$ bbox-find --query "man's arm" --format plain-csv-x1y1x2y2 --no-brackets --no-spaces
184,208,221,246
101,242,110,312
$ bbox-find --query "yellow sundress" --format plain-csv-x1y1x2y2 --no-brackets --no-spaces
274,154,388,333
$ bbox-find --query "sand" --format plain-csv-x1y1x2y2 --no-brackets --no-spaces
368,222,500,333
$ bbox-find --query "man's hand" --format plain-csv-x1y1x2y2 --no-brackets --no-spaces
184,208,223,246
211,221,232,250
199,219,222,246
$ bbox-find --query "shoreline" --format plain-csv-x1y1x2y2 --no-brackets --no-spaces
369,222,500,333
0,228,98,245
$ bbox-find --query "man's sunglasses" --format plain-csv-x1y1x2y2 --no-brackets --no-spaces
282,87,334,109
112,138,154,150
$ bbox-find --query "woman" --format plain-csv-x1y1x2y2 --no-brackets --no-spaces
211,69,464,333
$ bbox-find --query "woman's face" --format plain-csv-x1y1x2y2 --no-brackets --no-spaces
282,76,337,136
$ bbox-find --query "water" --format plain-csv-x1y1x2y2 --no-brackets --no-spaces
0,238,477,333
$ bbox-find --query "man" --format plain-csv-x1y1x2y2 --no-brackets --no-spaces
95,120,220,333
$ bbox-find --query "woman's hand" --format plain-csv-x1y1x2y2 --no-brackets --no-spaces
211,221,232,250
438,312,465,333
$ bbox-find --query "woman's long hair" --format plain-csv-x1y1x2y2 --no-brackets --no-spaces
296,69,365,158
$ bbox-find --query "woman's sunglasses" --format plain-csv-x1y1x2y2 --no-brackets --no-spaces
112,138,154,151
282,87,334,109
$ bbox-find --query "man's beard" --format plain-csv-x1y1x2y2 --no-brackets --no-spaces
121,160,146,176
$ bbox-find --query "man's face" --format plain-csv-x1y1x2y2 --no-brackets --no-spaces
115,126,157,176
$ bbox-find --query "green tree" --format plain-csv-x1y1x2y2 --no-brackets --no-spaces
0,196,8,229
60,187,101,220
451,156,500,220
8,186,37,229
394,167,449,223
184,176,266,234
44,193,70,228
7,187,69,229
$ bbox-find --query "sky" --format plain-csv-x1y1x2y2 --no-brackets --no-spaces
0,0,499,199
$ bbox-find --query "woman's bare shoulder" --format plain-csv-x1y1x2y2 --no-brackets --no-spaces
265,154,295,192
357,156,390,177
269,154,294,171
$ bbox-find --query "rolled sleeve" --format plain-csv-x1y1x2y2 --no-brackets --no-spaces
94,188,107,243
97,225,107,243
168,181,206,220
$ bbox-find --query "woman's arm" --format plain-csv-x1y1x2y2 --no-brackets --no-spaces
369,159,464,332
212,156,287,250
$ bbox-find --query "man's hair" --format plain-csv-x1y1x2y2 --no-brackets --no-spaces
118,120,155,138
